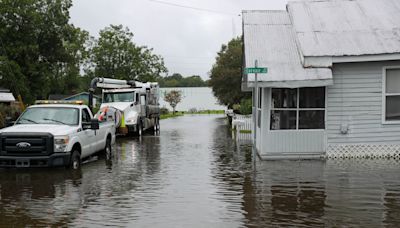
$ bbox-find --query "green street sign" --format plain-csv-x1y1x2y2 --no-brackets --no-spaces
244,67,268,74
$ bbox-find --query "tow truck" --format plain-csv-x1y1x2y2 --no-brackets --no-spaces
89,77,160,136
0,101,116,169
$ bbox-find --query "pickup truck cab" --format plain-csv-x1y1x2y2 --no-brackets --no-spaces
0,102,116,169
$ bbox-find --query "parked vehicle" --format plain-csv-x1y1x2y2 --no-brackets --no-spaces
89,77,160,136
0,101,116,169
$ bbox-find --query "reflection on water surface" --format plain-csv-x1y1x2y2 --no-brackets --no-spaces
1,115,399,227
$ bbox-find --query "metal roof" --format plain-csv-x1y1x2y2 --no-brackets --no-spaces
243,10,333,88
0,92,15,102
288,0,400,57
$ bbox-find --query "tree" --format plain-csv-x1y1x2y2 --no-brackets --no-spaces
164,90,182,114
0,0,90,103
91,25,167,82
209,37,251,108
158,73,207,87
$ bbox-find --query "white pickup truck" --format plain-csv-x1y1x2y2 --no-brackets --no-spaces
0,102,116,169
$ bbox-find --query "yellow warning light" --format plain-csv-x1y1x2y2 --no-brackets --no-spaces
35,100,85,105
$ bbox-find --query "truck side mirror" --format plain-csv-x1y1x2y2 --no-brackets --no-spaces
90,118,100,130
82,119,100,130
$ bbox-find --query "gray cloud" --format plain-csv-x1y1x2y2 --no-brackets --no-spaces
70,0,287,79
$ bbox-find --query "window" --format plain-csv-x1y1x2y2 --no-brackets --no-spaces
384,68,400,122
270,87,325,130
16,108,79,125
82,109,91,123
103,92,134,103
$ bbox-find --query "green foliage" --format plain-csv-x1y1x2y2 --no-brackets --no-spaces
160,107,169,115
91,25,167,82
239,130,252,134
209,37,251,108
0,2,167,104
239,98,252,115
160,112,184,120
163,90,182,113
0,0,90,104
158,73,207,87
0,104,22,128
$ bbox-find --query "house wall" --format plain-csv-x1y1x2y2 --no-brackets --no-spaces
259,88,325,160
326,60,400,156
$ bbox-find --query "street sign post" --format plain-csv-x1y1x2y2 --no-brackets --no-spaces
246,62,268,167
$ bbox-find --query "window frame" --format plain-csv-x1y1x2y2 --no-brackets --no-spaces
81,108,91,124
270,87,326,131
382,66,400,125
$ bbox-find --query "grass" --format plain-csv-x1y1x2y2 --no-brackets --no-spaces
239,130,252,134
160,112,184,120
187,110,225,115
160,110,225,120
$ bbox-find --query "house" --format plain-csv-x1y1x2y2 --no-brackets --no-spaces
48,92,101,106
242,0,400,160
0,88,15,105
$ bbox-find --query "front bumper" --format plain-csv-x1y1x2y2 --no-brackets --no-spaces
0,152,71,168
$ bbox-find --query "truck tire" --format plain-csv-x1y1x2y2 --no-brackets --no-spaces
137,119,143,136
104,138,112,160
69,150,81,170
154,117,160,132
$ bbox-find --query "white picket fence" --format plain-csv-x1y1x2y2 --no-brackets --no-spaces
232,114,252,141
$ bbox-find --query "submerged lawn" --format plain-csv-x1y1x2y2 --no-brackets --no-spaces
160,110,225,120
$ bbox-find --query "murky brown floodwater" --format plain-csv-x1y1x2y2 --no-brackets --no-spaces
1,115,400,227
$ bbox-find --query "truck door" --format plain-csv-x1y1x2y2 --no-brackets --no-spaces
81,108,96,157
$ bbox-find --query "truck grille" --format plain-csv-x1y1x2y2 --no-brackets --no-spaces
0,133,54,156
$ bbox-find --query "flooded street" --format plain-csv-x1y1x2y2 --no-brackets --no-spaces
1,115,400,227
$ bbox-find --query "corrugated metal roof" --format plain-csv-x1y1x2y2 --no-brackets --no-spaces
288,0,400,56
0,93,15,102
243,10,332,87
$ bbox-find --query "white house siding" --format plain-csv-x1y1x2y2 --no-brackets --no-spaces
326,61,400,158
258,88,325,160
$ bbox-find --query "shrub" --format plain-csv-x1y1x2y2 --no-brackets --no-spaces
160,107,169,115
239,98,252,115
188,108,197,113
0,104,22,128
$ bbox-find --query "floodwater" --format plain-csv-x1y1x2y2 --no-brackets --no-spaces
1,115,400,227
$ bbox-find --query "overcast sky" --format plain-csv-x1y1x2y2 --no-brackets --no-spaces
70,0,288,79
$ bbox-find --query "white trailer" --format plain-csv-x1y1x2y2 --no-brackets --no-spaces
89,78,160,136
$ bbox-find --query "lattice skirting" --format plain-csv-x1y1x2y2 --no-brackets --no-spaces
326,144,400,159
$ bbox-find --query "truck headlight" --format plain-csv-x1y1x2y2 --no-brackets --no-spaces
125,113,138,124
54,136,69,152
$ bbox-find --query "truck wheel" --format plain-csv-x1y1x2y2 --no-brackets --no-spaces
138,120,143,136
156,117,160,132
104,138,112,160
69,150,81,170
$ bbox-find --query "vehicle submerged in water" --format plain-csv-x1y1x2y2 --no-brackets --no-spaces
0,101,116,169
90,77,160,136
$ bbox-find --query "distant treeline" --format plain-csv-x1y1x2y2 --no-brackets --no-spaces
158,73,208,88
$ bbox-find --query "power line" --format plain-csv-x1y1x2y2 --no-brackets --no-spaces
147,0,237,16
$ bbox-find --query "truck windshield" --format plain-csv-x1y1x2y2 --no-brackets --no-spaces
104,92,134,102
16,107,79,125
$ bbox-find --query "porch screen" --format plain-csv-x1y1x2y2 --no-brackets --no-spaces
270,87,325,130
